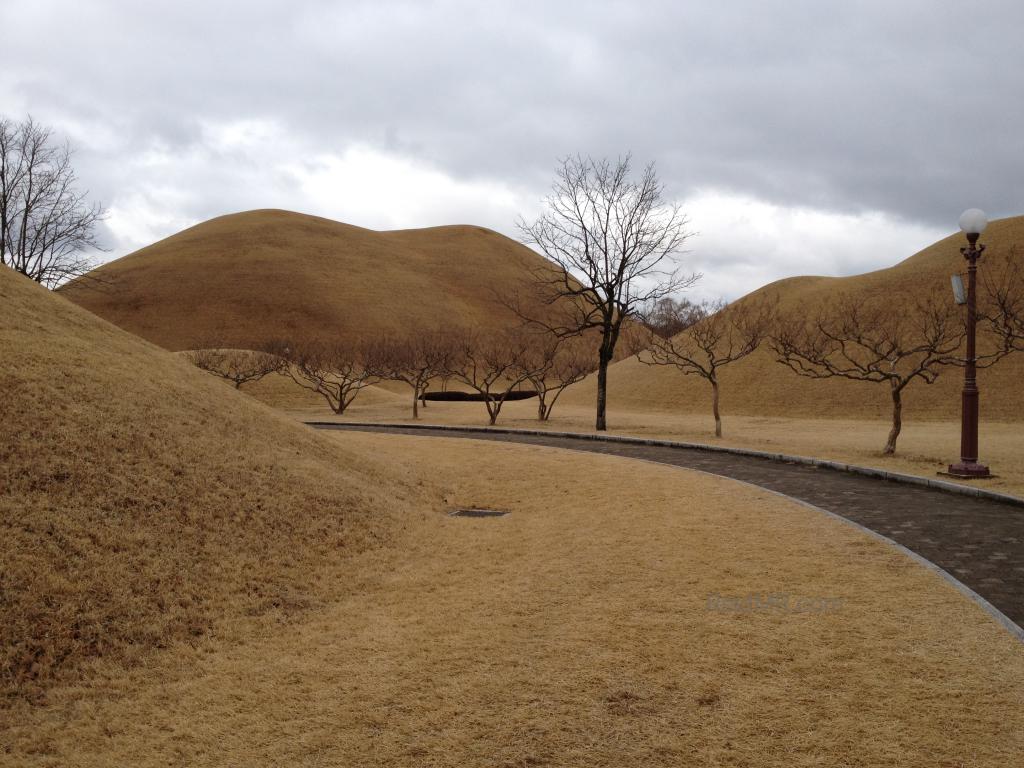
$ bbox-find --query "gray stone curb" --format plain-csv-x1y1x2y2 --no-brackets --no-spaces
308,421,1024,508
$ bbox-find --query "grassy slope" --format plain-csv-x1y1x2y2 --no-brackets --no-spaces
59,209,547,351
565,215,1024,421
6,433,1021,766
0,266,427,700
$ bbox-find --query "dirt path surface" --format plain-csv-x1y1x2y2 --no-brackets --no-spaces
315,424,1024,632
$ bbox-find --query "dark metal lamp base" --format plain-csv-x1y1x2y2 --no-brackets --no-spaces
944,461,993,479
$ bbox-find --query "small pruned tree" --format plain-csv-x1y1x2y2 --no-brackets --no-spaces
0,116,106,287
640,296,777,437
770,291,987,455
273,339,379,415
515,154,698,431
371,331,454,419
516,334,594,421
448,329,533,425
184,348,285,389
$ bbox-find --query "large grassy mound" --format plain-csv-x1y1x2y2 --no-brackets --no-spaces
567,215,1024,421
0,266,424,699
60,209,548,351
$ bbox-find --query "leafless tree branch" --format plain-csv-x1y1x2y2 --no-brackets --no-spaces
639,296,777,436
267,339,379,415
184,347,287,389
0,115,107,288
770,290,970,454
513,154,699,430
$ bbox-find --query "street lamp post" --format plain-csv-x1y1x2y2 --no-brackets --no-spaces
947,208,991,478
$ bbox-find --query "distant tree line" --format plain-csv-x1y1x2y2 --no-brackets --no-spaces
188,330,597,427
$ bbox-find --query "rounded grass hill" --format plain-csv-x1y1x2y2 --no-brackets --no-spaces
60,209,548,351
0,265,428,699
565,215,1024,422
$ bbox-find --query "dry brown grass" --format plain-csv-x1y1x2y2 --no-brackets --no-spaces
568,215,1024,422
0,266,426,700
59,209,550,351
293,395,1024,498
4,432,1021,766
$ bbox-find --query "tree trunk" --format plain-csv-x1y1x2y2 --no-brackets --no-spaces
545,387,570,422
333,384,349,415
412,387,419,419
595,349,611,431
710,377,722,438
537,393,548,420
884,384,902,455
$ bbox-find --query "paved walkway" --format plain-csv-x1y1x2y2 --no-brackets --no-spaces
314,423,1024,634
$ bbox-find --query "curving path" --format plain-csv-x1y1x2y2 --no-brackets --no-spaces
313,423,1024,638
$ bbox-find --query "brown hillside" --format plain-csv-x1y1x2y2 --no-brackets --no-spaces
0,265,424,699
60,209,548,351
566,215,1024,422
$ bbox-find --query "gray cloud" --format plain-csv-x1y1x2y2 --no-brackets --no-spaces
2,0,1020,296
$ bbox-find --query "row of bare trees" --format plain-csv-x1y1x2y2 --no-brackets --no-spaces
632,274,1023,454
186,269,1024,455
187,330,595,426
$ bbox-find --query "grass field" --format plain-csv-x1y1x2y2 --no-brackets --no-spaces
4,432,1021,766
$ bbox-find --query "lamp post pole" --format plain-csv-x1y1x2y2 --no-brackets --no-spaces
948,209,991,478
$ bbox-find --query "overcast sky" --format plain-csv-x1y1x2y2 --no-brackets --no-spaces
3,0,1022,299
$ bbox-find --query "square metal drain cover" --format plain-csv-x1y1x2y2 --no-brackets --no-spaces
449,508,509,518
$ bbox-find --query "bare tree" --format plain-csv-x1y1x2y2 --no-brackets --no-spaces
184,348,285,389
371,331,454,418
515,154,698,431
639,296,705,338
982,250,1024,351
770,291,985,454
0,116,105,287
449,329,534,425
640,297,776,437
274,340,379,415
516,334,594,421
